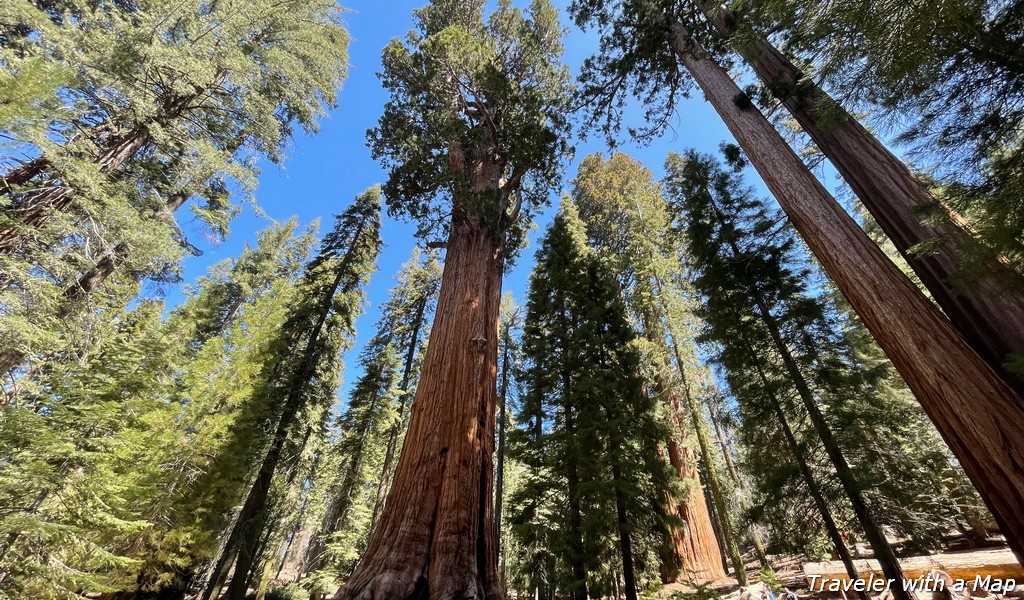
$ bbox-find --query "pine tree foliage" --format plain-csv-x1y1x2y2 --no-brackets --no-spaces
336,3,572,597
302,248,441,595
665,147,988,556
0,219,316,599
0,0,351,381
510,200,674,600
200,187,382,600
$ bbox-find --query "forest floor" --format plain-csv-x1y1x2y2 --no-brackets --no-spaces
659,543,1024,600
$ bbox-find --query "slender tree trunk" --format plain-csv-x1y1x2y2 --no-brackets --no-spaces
748,285,913,600
564,387,589,600
663,13,1024,564
695,0,1024,396
612,463,639,600
304,393,381,574
333,212,503,600
705,184,912,598
745,357,864,595
767,394,866,599
704,396,770,568
207,218,368,600
255,557,275,600
705,400,740,486
495,327,510,563
369,295,428,532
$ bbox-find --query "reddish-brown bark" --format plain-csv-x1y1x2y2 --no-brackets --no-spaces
333,211,503,600
663,441,728,584
665,16,1024,564
695,1,1024,396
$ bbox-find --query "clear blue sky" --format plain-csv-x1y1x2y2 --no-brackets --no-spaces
165,0,831,396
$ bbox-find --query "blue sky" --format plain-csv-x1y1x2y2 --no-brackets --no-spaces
165,0,830,395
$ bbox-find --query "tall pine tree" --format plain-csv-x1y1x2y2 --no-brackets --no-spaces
511,200,674,600
201,188,382,600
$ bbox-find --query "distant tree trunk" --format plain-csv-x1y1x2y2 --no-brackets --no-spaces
661,439,726,584
744,357,864,595
753,288,913,600
766,390,866,600
564,375,589,600
663,12,1024,565
665,334,747,585
704,395,770,568
333,211,503,600
305,382,387,575
638,311,723,586
695,0,1024,396
206,216,369,600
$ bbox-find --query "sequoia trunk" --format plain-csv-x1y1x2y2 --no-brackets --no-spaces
665,16,1024,564
668,337,747,585
663,440,726,584
333,212,503,600
644,314,725,584
696,0,1024,395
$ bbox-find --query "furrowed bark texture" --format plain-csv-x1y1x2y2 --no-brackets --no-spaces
645,316,727,585
334,213,502,600
697,0,1024,395
666,18,1024,564
664,440,726,584
669,338,747,586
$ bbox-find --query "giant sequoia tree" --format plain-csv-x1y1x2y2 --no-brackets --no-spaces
570,0,1024,559
302,249,441,597
336,1,571,598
